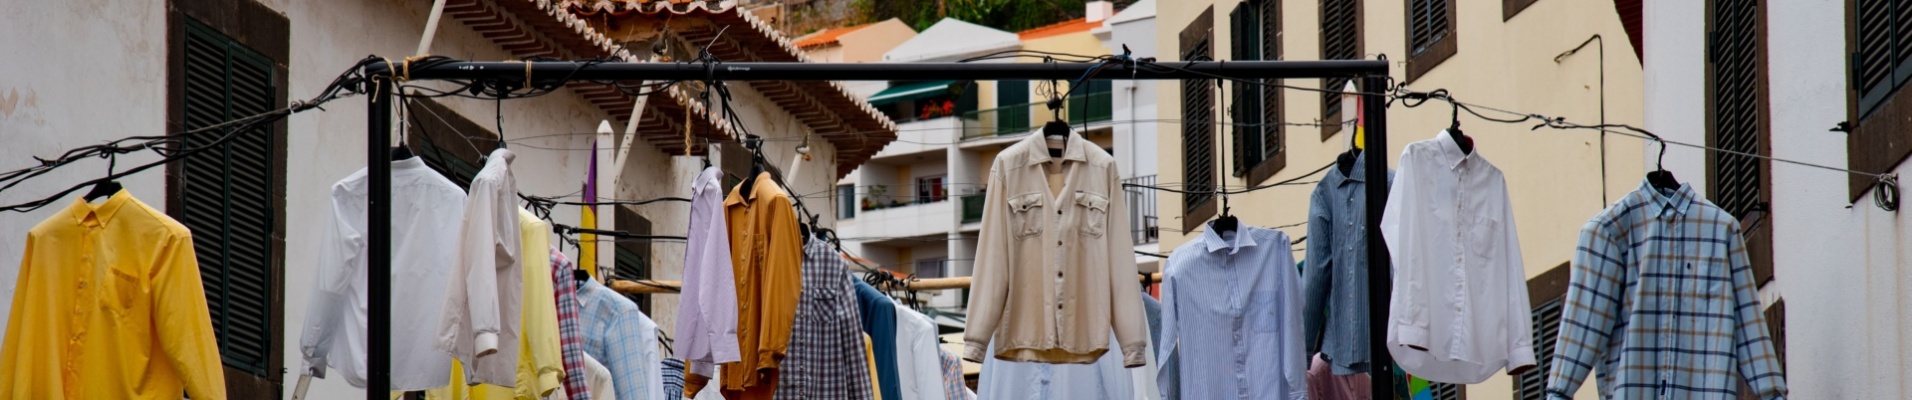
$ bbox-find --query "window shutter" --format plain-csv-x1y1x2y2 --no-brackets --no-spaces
1181,9,1217,230
1259,0,1282,162
1709,1,1764,220
1514,297,1565,399
998,80,1031,135
1231,3,1265,176
613,206,654,313
1431,382,1466,400
1409,0,1451,55
1319,0,1360,138
178,20,276,377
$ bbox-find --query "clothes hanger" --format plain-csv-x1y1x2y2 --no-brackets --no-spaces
1437,89,1473,155
392,98,415,161
1044,78,1069,158
82,151,123,202
1644,131,1681,192
1209,189,1237,235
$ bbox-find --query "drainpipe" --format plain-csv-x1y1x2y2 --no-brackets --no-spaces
1556,34,1606,204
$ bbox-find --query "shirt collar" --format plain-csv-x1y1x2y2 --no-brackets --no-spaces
579,279,606,308
392,156,430,172
1433,129,1478,170
722,172,776,207
1018,130,1092,168
1334,151,1368,186
68,189,131,226
1199,225,1260,254
1639,179,1698,218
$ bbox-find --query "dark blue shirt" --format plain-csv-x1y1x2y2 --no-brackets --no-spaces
853,280,903,400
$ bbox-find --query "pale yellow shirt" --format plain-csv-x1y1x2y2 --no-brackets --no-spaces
0,191,227,399
427,210,563,399
867,333,883,400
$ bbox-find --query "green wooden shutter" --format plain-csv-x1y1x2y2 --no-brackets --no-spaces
179,19,276,377
998,80,1030,135
1231,2,1265,175
1409,0,1451,56
614,206,654,313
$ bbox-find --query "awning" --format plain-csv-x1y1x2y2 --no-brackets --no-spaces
868,80,958,106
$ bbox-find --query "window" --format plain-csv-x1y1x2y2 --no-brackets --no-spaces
1846,0,1912,200
1067,80,1114,124
167,1,288,396
997,80,1032,135
1405,0,1458,82
405,97,496,188
916,175,947,203
1319,0,1363,139
1706,0,1773,286
1512,262,1569,399
838,184,857,219
614,206,654,313
914,259,950,279
1231,0,1286,186
1504,0,1538,20
1181,7,1219,233
1736,299,1787,400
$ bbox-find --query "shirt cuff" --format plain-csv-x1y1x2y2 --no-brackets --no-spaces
1394,324,1429,350
711,330,743,364
300,358,328,379
475,332,500,357
962,341,989,363
1120,343,1148,368
1507,345,1537,374
537,370,562,397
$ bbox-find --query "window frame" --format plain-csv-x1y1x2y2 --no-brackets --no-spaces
164,0,289,397
1181,7,1220,233
1503,0,1539,21
614,205,654,313
1319,0,1365,140
838,184,857,219
1404,0,1459,82
1705,0,1775,287
1513,262,1571,399
1845,0,1912,200
915,174,948,203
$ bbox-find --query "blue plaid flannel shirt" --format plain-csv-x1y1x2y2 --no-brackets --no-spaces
1544,182,1787,399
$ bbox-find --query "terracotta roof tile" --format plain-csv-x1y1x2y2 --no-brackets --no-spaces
1017,17,1097,40
792,21,880,49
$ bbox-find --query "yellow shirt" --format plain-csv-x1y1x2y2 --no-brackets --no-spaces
866,334,883,400
428,210,564,399
0,191,227,399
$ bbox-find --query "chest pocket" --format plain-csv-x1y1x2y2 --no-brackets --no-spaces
103,265,145,317
1074,191,1109,238
1008,192,1047,239
1467,215,1500,263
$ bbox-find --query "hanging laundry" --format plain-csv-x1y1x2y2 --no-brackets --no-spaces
965,131,1147,367
1544,181,1788,399
440,148,526,386
976,333,1134,399
893,302,945,400
426,209,565,399
865,333,884,400
578,278,663,400
854,280,904,400
935,347,971,400
773,239,874,399
551,248,593,400
0,190,227,399
1304,149,1390,375
1306,354,1370,400
301,157,464,391
1380,131,1534,384
676,166,743,385
1157,226,1306,400
662,358,686,400
572,352,618,400
685,171,803,399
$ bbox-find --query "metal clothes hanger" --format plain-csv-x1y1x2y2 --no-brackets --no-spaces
82,151,122,202
1210,188,1237,235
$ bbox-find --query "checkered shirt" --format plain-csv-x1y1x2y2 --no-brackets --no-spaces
663,358,686,399
579,278,652,400
1544,182,1788,399
551,248,592,400
938,347,972,400
772,239,874,400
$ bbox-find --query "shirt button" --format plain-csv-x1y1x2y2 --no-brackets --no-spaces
1057,272,1063,278
1057,304,1063,310
1057,240,1063,246
1057,209,1062,215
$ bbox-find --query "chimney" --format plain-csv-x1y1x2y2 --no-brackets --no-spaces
1086,1,1115,23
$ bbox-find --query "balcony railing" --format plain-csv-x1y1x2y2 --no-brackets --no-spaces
1121,175,1160,244
961,192,986,223
960,101,1039,140
1067,90,1113,124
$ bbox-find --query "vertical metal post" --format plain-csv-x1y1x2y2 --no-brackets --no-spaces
1360,73,1395,399
366,76,394,398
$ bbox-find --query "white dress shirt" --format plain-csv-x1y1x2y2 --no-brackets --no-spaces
300,157,464,390
676,166,743,378
584,352,618,400
1156,226,1306,400
438,148,524,386
977,332,1134,400
894,302,948,400
1380,131,1536,384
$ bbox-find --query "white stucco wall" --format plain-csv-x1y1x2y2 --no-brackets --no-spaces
1644,1,1912,398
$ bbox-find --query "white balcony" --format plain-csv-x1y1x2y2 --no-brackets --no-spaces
871,117,959,161
842,199,956,241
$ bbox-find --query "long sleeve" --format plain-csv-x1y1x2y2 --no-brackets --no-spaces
1726,221,1788,399
961,166,1012,362
584,353,618,400
523,224,564,397
642,316,667,400
446,174,505,358
678,168,742,371
896,306,947,400
757,193,804,372
155,230,230,400
1380,147,1429,349
1279,247,1307,400
1498,195,1536,373
1543,222,1628,399
1302,183,1333,355
0,235,33,397
1104,165,1149,368
1153,259,1179,400
302,188,364,377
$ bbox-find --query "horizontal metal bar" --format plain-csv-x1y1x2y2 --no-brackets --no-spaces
366,59,1388,82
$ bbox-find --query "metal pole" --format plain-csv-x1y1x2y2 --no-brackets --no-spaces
366,76,394,399
1360,73,1395,399
365,60,1387,82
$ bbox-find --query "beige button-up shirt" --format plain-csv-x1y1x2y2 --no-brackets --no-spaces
964,132,1148,367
